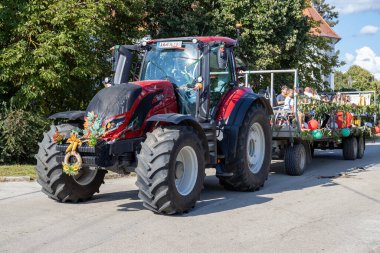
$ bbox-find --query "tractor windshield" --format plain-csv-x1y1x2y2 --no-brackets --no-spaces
141,43,201,88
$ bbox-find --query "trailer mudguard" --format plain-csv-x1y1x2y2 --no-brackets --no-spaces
147,113,209,163
48,111,86,120
219,93,272,172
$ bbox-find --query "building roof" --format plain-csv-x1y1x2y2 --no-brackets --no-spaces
303,7,341,42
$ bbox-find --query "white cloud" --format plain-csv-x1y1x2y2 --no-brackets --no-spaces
347,47,380,80
345,53,355,63
328,0,380,14
360,25,379,35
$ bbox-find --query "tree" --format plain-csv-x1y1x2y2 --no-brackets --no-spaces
0,0,144,115
335,65,377,91
334,70,348,90
312,0,339,27
212,0,309,70
144,0,216,38
296,1,342,90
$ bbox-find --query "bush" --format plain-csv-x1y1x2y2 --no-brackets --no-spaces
0,105,49,164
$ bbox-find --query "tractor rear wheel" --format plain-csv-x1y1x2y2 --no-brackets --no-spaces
135,126,205,214
219,104,271,191
342,136,358,160
35,124,106,202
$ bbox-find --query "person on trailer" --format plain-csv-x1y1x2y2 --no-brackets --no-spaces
276,85,289,105
283,89,294,110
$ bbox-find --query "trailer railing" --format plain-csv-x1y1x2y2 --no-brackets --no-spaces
241,69,301,135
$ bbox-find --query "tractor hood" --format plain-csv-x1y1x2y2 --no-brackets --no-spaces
86,83,142,121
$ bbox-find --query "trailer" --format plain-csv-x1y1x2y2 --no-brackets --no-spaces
242,69,375,175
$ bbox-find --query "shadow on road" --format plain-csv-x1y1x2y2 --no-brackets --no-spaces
86,142,379,215
86,190,139,204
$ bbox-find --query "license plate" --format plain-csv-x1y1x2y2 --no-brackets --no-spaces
157,41,182,48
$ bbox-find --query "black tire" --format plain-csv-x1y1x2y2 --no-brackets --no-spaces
284,143,307,176
135,126,205,214
219,104,271,191
35,124,106,202
356,136,365,159
310,145,315,158
342,136,358,160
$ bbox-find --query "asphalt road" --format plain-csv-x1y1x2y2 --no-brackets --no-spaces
1,141,380,253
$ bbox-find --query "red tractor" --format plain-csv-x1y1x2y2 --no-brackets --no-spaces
36,36,273,214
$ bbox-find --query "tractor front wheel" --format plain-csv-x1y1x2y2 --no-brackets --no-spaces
35,124,106,202
136,126,205,214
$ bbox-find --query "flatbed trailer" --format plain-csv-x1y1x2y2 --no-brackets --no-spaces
242,69,373,175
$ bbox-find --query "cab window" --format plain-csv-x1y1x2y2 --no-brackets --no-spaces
209,45,234,112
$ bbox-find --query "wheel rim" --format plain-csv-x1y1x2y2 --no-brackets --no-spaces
246,122,265,174
175,146,198,196
73,166,98,186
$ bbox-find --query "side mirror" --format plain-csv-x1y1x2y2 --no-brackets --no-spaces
217,46,228,69
113,46,133,85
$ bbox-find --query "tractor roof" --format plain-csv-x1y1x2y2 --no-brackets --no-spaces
148,36,237,47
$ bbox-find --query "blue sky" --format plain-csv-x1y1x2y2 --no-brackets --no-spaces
327,0,380,80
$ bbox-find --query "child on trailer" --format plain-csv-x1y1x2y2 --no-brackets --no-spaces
283,89,294,110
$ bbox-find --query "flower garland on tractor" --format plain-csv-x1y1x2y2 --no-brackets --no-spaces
295,95,377,142
52,111,105,176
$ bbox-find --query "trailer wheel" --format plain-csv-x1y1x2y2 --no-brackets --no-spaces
342,137,358,160
356,136,365,159
35,124,106,202
135,126,205,214
219,104,271,191
284,143,307,176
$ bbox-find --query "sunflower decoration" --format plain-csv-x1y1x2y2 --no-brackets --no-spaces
62,151,82,176
61,133,83,176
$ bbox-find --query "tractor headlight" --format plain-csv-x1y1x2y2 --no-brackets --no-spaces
106,117,125,132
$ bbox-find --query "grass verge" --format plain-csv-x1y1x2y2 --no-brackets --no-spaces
0,165,36,180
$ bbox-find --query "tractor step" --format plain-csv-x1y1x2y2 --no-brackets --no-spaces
215,172,233,177
200,122,217,165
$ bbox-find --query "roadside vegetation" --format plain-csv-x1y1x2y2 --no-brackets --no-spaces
0,165,36,180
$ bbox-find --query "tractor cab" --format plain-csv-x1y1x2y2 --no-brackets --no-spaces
113,37,238,119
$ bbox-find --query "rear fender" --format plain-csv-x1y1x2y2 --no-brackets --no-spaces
219,94,272,172
147,113,209,163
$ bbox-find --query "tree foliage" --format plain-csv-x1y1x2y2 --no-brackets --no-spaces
335,65,379,91
0,104,49,164
213,0,309,70
312,0,339,27
144,0,216,38
0,0,143,114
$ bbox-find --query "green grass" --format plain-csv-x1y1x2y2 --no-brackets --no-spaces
0,165,36,180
